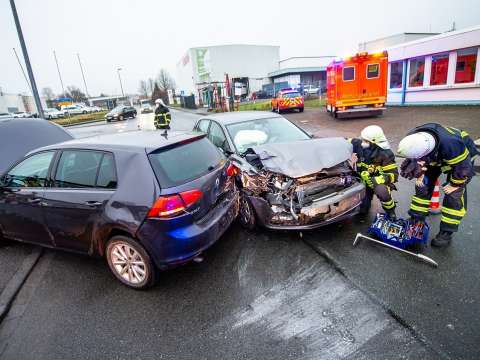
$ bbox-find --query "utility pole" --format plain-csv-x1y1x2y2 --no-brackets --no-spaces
117,68,125,98
9,0,44,118
53,50,65,97
77,53,89,99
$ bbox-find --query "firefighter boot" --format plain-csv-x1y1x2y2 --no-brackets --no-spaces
431,231,453,248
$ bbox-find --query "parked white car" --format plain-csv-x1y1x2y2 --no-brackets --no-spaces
12,111,31,118
61,105,88,115
44,108,65,119
303,85,320,96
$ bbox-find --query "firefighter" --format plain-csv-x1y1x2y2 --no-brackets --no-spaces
398,123,478,247
350,125,398,219
154,98,171,130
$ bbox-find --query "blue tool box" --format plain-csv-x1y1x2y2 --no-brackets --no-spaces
368,214,429,249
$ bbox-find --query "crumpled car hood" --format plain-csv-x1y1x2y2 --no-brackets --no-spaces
249,137,353,178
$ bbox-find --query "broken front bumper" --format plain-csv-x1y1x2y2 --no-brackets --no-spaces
248,182,365,230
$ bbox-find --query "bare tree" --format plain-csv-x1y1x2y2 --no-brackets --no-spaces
156,69,175,92
148,78,155,95
66,85,88,103
138,80,148,98
41,87,55,100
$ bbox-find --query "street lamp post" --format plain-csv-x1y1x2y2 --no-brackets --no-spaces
77,53,89,100
53,50,65,97
117,68,125,98
9,0,44,118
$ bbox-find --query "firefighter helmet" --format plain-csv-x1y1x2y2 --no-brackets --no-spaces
397,132,436,159
155,98,165,106
361,125,390,149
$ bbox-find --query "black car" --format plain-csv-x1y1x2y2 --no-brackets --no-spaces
0,130,238,289
194,112,365,230
105,105,137,122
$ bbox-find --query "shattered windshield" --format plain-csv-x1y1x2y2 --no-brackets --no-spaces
226,117,310,154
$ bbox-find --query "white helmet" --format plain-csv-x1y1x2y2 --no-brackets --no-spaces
361,125,390,149
397,132,436,159
155,98,165,106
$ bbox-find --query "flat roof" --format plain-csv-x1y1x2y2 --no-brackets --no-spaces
268,66,327,78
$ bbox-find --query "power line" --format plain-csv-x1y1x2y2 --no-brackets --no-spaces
12,47,32,93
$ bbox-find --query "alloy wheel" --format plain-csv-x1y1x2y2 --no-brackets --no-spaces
110,243,147,285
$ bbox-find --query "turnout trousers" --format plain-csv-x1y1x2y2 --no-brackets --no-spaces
361,184,396,213
408,166,468,232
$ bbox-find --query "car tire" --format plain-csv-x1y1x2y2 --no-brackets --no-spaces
238,193,257,230
106,235,156,290
298,107,304,113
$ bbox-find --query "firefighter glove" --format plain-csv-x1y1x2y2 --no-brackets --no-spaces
400,159,423,180
360,171,373,188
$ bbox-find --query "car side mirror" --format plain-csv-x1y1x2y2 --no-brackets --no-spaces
309,133,316,138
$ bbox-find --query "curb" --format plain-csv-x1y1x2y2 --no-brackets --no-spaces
62,119,106,128
0,247,43,322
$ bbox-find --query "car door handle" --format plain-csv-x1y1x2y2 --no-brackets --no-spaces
85,201,102,207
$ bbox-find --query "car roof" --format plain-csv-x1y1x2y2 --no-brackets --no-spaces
0,118,73,174
37,130,206,154
201,111,283,125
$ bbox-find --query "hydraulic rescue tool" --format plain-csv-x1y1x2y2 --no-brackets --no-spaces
353,213,438,267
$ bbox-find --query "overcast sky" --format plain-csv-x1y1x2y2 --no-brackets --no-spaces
1,0,479,97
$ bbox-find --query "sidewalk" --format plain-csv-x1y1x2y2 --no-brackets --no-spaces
169,106,208,115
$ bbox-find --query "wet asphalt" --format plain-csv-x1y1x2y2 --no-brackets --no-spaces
0,107,479,359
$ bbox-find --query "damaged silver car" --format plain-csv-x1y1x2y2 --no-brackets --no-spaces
194,112,365,230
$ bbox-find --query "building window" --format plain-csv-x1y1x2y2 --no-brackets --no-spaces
366,64,379,79
408,58,425,87
343,66,355,81
389,61,403,89
455,47,477,84
430,53,449,86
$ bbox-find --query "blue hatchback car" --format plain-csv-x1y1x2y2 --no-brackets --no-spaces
0,128,238,289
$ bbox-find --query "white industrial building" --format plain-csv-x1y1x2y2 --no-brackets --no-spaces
0,91,47,114
362,26,480,105
176,44,279,102
267,56,336,95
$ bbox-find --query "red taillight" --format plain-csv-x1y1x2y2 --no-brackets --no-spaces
226,164,238,177
147,189,202,218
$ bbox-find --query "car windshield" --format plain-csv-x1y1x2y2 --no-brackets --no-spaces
226,117,310,154
283,92,301,98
